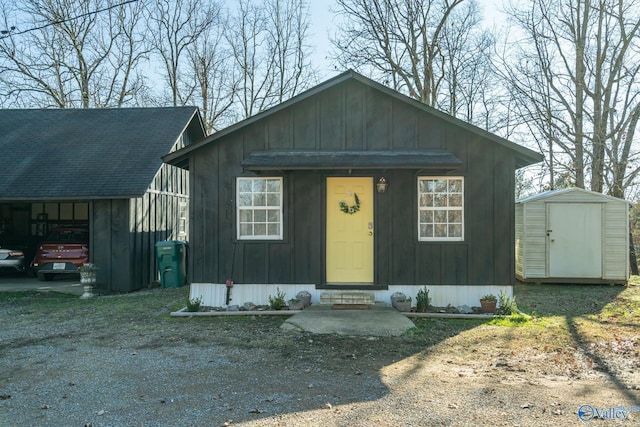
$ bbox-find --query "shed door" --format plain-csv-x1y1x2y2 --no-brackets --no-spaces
326,177,374,283
548,203,602,278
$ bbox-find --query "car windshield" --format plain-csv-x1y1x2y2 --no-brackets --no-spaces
46,230,88,243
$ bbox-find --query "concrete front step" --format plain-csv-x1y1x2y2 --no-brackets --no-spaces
320,291,375,305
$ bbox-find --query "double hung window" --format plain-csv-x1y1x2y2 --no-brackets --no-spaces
237,177,283,240
418,177,464,241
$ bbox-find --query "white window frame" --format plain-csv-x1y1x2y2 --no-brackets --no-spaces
236,177,283,240
178,201,188,237
417,176,464,242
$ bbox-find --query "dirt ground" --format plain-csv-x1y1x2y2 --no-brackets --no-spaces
0,284,638,426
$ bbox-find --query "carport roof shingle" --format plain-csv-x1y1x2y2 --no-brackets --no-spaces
0,107,203,201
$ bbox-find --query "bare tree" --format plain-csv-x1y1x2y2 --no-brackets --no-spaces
330,0,466,106
226,0,317,119
437,1,497,127
502,0,640,197
0,0,149,108
146,0,219,107
188,16,238,132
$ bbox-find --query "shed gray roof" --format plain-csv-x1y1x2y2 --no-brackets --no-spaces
516,187,630,204
0,107,204,201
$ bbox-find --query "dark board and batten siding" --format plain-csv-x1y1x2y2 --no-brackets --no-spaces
93,160,189,293
187,79,520,287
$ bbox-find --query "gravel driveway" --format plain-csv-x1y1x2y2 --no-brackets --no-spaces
0,286,638,426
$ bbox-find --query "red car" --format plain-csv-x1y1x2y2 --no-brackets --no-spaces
31,227,89,281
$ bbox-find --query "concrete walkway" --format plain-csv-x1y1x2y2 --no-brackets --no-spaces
281,303,416,337
0,271,84,296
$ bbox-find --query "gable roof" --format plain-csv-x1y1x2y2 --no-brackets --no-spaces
164,70,542,169
0,107,205,201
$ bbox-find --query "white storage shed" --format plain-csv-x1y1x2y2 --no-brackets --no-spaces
515,187,630,284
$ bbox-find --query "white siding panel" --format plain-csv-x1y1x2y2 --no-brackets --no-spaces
522,202,547,278
515,204,524,278
190,283,512,309
603,203,629,280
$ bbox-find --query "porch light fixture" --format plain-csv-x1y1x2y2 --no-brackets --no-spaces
377,177,388,193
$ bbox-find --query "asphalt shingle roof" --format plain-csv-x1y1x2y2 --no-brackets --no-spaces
0,107,202,200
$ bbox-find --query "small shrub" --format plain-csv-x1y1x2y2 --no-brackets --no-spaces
416,286,430,312
481,293,497,302
268,288,287,310
186,296,202,312
498,290,518,315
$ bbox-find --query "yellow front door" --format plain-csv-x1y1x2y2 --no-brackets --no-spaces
326,177,374,283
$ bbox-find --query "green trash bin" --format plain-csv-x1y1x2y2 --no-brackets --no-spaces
155,240,187,288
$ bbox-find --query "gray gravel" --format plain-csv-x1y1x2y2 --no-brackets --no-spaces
1,287,638,426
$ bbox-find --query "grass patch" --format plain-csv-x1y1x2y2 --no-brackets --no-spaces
488,312,531,326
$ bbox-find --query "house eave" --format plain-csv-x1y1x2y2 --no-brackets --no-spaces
240,150,463,171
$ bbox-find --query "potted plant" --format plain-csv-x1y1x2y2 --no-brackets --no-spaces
288,298,305,310
393,297,412,312
480,294,497,313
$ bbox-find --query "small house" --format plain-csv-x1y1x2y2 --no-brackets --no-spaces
516,187,629,284
164,71,543,307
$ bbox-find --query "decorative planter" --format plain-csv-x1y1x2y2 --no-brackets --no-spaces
296,291,312,307
393,300,412,312
79,263,98,299
288,300,305,310
480,300,497,313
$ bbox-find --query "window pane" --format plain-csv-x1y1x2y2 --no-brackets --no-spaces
434,180,447,192
253,193,266,206
238,193,252,206
239,224,252,236
435,224,447,237
268,210,279,222
449,179,462,193
448,210,462,223
266,193,280,206
449,194,462,207
433,194,447,207
420,224,432,238
434,210,447,223
254,210,266,222
268,224,279,235
420,194,433,207
238,180,252,192
449,224,462,237
239,210,253,222
254,224,267,235
266,179,280,192
419,210,432,223
252,179,266,192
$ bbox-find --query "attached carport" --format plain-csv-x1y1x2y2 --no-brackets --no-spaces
0,201,89,264
0,107,206,292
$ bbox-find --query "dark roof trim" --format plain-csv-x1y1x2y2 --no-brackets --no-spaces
241,150,462,171
164,70,543,170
